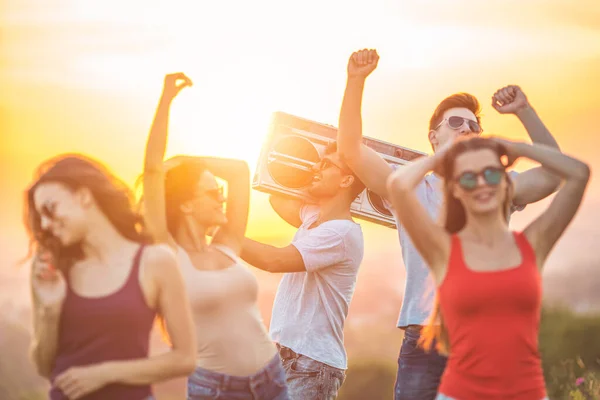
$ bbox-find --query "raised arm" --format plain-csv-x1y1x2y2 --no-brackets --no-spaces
29,252,65,378
171,156,250,255
268,195,303,228
386,150,451,279
54,246,196,399
492,85,561,206
496,139,590,269
337,49,394,199
142,73,192,247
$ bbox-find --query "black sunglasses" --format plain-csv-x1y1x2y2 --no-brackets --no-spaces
436,116,482,134
203,186,224,201
318,158,346,172
40,202,57,219
455,167,504,191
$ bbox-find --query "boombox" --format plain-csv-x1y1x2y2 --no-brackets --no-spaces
252,112,427,228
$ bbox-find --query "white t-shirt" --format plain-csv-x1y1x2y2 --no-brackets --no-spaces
269,205,364,370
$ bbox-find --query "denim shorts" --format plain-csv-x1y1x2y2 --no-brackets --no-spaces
187,353,289,400
436,395,549,400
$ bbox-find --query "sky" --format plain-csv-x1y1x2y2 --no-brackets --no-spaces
1,0,599,305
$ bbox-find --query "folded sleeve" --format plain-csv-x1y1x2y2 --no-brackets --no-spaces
291,228,347,272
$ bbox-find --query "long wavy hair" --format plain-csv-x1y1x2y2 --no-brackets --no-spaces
24,154,152,272
419,137,513,355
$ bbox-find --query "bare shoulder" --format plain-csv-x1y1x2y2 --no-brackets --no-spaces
141,243,179,277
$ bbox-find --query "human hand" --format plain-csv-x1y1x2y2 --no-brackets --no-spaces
488,136,525,167
31,250,66,311
347,49,379,79
55,363,114,400
492,85,529,115
162,72,193,101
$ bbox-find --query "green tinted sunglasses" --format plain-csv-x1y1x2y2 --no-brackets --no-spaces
455,167,505,191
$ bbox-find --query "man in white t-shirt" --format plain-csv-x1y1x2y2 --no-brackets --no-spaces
241,142,365,399
336,49,562,400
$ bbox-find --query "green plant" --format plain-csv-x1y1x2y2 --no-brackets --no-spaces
546,357,600,399
338,359,397,400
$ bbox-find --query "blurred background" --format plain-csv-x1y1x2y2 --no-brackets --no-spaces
1,0,599,399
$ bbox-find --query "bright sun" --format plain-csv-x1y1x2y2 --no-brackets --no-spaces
164,64,293,175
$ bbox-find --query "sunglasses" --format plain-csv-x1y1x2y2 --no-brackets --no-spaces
436,116,482,134
317,158,346,172
202,186,224,201
40,202,57,219
455,167,504,191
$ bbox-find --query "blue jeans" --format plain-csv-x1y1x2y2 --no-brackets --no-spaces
394,326,448,400
187,354,290,399
436,395,550,400
277,344,346,400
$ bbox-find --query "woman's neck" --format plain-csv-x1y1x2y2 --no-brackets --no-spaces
175,217,209,253
81,212,133,262
461,210,510,246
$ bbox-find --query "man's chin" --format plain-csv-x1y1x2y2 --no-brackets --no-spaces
307,186,334,199
307,185,321,197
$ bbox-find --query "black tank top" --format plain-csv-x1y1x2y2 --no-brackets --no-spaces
50,245,156,400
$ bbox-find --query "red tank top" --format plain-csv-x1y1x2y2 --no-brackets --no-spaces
438,232,546,400
50,245,156,400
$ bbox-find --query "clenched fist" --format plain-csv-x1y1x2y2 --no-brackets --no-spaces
492,85,530,115
161,72,193,101
347,49,379,79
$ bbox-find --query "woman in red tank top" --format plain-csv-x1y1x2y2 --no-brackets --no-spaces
387,136,590,400
25,154,197,399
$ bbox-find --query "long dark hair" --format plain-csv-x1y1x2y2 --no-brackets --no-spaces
136,160,207,239
24,154,152,273
164,161,207,238
419,137,513,354
136,159,206,345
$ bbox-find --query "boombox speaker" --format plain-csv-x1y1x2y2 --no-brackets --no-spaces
252,112,426,228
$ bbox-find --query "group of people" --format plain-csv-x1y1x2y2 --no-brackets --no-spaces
25,48,590,400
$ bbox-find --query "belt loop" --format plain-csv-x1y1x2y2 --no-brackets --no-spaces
264,356,276,382
221,374,230,391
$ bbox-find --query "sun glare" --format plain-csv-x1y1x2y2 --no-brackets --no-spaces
166,72,279,173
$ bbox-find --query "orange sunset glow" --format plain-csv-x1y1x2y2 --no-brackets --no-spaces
1,0,600,398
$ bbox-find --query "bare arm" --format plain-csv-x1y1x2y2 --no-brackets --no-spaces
55,246,197,394
508,142,591,268
30,299,60,378
386,154,451,278
241,238,306,273
337,49,394,199
142,73,192,248
29,254,65,379
492,86,561,206
106,245,196,383
268,195,303,228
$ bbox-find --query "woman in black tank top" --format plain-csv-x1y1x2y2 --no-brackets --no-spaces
25,154,197,400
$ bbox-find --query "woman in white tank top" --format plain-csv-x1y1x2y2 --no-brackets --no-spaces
141,73,289,400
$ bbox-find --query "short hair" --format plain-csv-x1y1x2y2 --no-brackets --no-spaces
428,93,482,132
324,141,366,199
